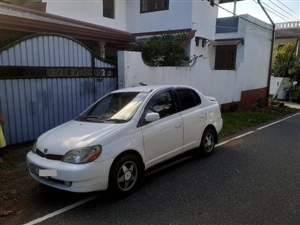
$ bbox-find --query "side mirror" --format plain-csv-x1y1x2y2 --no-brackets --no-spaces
145,112,160,122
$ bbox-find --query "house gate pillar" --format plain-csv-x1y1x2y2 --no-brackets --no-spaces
98,41,106,58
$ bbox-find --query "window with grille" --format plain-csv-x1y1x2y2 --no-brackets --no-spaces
103,0,114,19
215,45,237,70
140,0,169,13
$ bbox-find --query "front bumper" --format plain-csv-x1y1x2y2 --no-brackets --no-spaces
27,152,114,193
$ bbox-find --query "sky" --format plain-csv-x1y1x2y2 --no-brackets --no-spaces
217,0,300,24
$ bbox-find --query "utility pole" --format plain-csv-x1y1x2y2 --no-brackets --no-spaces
257,0,275,104
233,0,237,15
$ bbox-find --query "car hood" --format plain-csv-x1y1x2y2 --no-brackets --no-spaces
37,120,124,155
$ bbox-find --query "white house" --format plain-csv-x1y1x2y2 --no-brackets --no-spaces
0,0,273,145
43,0,273,110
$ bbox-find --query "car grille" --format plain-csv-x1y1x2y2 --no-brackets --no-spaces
36,148,63,161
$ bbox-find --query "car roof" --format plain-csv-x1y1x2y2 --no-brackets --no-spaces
111,85,196,93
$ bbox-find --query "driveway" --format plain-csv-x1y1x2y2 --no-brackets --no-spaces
1,112,300,225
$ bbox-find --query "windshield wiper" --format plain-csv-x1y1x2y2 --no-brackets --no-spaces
105,118,128,123
77,116,103,122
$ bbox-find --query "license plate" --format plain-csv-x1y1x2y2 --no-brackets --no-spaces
29,164,43,176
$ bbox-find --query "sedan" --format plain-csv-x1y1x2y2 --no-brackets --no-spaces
27,85,223,194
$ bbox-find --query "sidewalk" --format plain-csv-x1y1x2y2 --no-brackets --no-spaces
283,101,300,109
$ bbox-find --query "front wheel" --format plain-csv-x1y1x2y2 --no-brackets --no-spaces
109,154,142,196
199,128,216,156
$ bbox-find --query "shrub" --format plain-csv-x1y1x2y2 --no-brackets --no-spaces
287,85,300,103
134,33,191,67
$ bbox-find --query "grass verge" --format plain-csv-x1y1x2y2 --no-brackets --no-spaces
219,105,300,138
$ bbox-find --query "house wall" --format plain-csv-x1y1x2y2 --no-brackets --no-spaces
118,51,238,105
44,0,127,30
118,15,273,109
237,15,273,91
118,51,259,108
43,1,273,109
44,0,219,37
126,0,218,35
191,0,219,41
126,0,192,33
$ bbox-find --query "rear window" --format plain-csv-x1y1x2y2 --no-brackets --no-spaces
176,88,201,111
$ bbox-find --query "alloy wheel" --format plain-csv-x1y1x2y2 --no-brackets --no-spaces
204,132,215,152
116,160,138,192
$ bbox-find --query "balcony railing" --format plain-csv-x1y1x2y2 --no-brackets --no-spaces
276,21,300,29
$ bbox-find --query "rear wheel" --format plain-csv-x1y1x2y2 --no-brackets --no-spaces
109,154,142,195
199,128,216,156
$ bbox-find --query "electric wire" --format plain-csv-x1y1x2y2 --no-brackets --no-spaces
215,1,299,39
214,2,274,31
276,0,300,19
253,0,289,20
268,0,299,20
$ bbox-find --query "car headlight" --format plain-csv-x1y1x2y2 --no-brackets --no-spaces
61,145,102,164
32,140,37,154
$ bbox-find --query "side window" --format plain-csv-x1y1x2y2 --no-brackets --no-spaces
176,88,201,111
192,91,201,105
139,90,177,127
146,90,176,119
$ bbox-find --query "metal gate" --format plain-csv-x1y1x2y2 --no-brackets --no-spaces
0,33,118,145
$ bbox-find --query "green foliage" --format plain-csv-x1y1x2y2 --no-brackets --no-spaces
137,33,191,66
272,43,298,77
287,85,300,103
292,64,300,84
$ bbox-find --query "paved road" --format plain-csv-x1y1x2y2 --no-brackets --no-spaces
20,113,300,224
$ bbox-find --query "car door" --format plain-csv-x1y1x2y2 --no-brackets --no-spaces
139,89,184,168
175,88,206,151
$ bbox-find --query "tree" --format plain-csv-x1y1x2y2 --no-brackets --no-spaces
272,43,298,77
134,33,191,67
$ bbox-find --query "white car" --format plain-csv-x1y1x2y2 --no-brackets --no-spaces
27,85,223,194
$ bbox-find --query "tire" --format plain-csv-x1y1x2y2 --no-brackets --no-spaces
109,154,142,196
199,128,216,156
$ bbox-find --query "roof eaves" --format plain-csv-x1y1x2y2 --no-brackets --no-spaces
0,2,135,43
0,14,135,43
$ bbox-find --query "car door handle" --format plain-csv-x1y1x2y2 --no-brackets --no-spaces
174,123,182,128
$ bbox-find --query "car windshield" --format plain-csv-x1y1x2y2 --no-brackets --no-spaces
76,92,148,123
